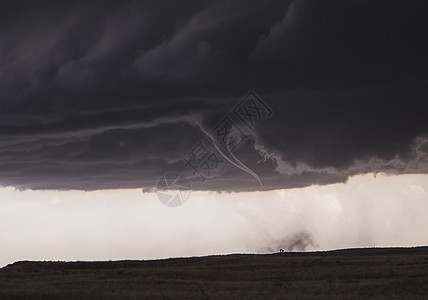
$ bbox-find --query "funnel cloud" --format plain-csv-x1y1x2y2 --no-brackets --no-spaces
0,0,427,192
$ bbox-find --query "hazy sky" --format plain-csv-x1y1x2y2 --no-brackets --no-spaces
0,0,427,265
1,173,428,268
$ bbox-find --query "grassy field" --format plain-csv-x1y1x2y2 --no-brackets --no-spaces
1,247,427,299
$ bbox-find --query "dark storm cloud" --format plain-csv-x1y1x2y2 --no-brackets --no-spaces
0,0,427,191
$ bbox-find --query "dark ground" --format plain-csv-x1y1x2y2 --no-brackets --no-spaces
0,247,427,299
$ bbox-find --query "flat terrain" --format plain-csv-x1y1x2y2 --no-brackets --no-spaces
1,247,427,299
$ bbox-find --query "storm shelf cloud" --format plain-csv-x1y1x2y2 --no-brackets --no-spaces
0,0,427,191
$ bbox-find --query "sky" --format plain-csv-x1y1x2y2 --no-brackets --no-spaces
1,173,428,268
0,0,427,265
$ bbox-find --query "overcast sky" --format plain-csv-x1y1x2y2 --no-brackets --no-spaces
0,0,427,264
1,173,428,268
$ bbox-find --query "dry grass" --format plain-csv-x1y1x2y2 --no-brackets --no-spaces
1,247,428,299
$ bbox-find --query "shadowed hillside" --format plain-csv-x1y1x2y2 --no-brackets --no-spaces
1,247,428,299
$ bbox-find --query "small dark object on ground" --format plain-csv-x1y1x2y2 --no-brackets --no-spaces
1,246,427,299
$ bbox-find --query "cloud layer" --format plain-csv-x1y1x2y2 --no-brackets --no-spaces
0,0,427,191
